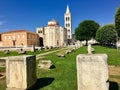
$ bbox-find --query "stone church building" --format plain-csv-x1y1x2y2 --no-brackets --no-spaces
36,5,72,47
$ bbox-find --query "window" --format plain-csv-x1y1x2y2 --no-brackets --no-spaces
68,30,70,32
66,17,67,21
38,30,42,33
68,17,69,21
18,35,20,39
22,35,25,38
66,24,67,27
4,36,6,40
9,36,11,39
68,35,70,38
68,23,70,27
29,34,30,39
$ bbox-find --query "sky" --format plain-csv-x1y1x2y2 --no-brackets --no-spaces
0,0,120,34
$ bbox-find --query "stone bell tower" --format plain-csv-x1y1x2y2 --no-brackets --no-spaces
64,5,72,45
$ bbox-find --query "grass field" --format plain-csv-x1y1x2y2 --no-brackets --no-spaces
0,45,120,90
0,48,59,57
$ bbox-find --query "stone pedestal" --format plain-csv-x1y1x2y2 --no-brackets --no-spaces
76,54,109,90
6,55,36,90
31,45,35,52
87,43,92,54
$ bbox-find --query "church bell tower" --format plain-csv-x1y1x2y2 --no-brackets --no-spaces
64,5,72,45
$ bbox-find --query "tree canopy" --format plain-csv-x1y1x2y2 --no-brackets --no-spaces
96,24,117,46
115,6,120,38
75,20,100,41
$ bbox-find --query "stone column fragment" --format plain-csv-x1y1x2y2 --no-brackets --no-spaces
76,54,109,90
6,55,36,90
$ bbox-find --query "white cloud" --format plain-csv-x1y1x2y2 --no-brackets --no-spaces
0,21,5,25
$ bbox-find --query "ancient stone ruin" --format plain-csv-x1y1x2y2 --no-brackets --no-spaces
76,54,109,90
6,55,36,90
17,48,26,54
38,60,53,70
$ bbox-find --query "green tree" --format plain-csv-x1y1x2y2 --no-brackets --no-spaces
115,6,120,38
96,24,117,46
75,20,100,43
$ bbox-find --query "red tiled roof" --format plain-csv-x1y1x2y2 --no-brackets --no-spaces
2,30,37,34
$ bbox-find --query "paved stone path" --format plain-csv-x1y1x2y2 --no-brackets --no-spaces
36,48,67,60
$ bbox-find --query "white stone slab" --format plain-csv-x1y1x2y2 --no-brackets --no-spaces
76,54,109,90
6,55,36,90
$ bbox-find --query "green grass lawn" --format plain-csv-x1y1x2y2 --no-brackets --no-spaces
93,46,120,65
0,48,59,57
0,45,120,90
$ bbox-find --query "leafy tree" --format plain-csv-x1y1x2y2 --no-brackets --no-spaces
75,20,100,43
115,6,120,38
96,24,117,46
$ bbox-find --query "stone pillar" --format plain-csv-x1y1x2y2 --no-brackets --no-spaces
87,43,92,54
76,54,109,90
31,45,35,52
6,55,36,90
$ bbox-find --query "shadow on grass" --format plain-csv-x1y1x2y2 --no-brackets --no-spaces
50,65,56,69
29,77,54,90
109,81,119,90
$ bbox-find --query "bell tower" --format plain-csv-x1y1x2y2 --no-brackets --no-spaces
64,5,72,45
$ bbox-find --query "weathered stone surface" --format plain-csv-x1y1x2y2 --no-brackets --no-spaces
65,50,72,54
87,43,92,54
6,88,25,90
6,55,36,90
0,59,5,66
31,45,35,52
76,54,109,90
17,49,26,54
4,50,9,54
57,54,65,57
38,60,52,69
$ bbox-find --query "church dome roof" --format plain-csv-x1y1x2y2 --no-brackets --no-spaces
48,19,59,26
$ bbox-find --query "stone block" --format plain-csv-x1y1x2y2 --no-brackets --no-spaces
4,50,9,55
0,59,5,66
87,43,92,54
57,54,65,57
31,45,35,52
6,55,36,90
38,60,52,70
76,54,109,90
17,49,26,54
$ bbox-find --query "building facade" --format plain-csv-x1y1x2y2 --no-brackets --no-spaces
1,30,39,47
64,5,72,45
36,20,67,47
36,5,72,47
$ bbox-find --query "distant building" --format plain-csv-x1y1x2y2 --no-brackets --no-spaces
1,30,39,47
64,5,72,45
0,34,2,47
0,34,1,41
36,5,72,47
36,20,67,47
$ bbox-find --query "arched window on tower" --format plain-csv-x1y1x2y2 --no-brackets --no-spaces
68,29,70,32
68,35,70,38
66,17,67,21
68,17,70,21
68,23,70,27
66,24,67,27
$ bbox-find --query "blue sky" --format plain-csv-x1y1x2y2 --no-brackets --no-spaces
0,0,120,34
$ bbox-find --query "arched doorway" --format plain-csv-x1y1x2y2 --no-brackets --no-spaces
39,37,44,46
